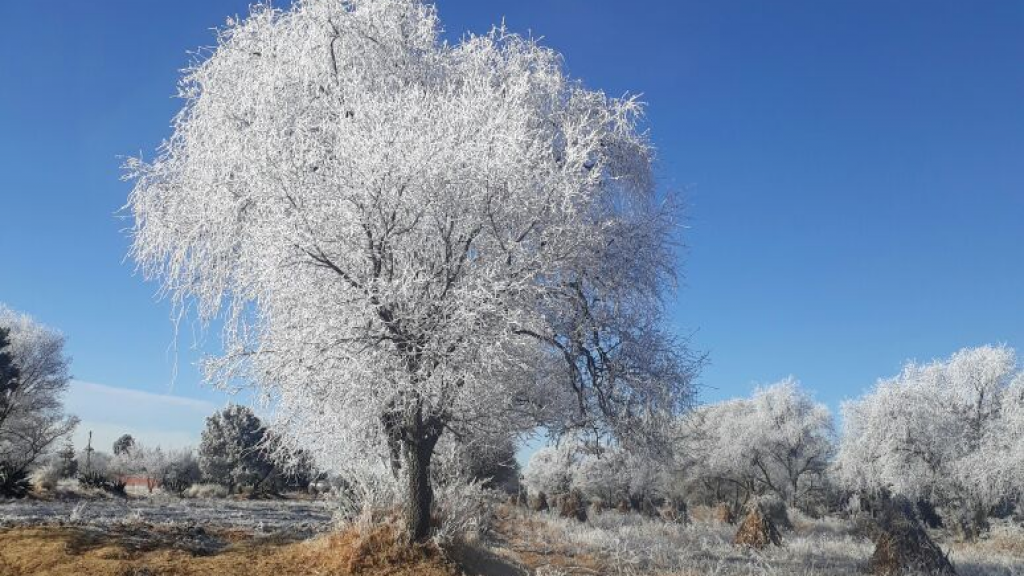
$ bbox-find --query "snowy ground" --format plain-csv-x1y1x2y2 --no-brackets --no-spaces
0,496,334,535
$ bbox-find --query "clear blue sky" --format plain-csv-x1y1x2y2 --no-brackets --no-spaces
1,1,1022,451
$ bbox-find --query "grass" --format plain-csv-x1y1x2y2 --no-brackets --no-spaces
0,499,1022,575
491,506,1024,576
0,524,457,576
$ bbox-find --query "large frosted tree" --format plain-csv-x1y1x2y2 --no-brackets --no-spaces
128,0,696,540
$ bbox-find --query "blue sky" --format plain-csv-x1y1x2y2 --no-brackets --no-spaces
1,1,1022,454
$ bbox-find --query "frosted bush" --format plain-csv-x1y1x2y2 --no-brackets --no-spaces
523,443,579,498
331,460,403,528
432,479,494,545
183,483,229,499
31,459,62,491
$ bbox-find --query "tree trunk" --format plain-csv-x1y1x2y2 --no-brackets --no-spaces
403,434,438,542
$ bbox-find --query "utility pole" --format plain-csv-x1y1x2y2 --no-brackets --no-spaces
85,430,94,473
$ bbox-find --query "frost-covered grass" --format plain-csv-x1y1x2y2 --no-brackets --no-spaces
527,510,868,575
2,496,1022,575
939,520,1024,576
0,494,332,534
500,507,1024,576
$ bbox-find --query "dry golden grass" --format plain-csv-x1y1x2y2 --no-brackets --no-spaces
947,524,1024,559
0,525,458,576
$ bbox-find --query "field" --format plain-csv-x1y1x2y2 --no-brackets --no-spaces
1,496,1022,576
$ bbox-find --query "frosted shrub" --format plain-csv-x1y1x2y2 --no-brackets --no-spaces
31,459,63,492
161,449,202,494
331,461,403,528
183,483,229,499
432,479,494,545
523,444,577,500
572,449,628,504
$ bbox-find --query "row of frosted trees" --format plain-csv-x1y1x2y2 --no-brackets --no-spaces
524,345,1024,534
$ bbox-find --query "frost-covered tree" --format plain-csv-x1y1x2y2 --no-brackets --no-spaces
573,447,668,509
161,448,202,494
995,376,1024,507
435,432,519,493
571,449,628,504
523,443,579,500
113,434,136,457
127,0,697,540
682,379,834,510
0,328,18,399
836,345,1024,521
0,306,78,495
57,439,77,478
199,405,276,493
137,445,168,493
525,438,671,511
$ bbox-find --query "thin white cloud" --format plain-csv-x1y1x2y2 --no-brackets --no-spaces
70,380,218,413
63,380,223,452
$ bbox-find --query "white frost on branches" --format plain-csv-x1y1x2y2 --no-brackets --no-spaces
522,443,579,499
0,305,79,481
126,0,697,532
836,345,1024,512
680,378,834,509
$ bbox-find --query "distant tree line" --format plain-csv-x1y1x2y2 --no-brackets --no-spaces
524,344,1024,539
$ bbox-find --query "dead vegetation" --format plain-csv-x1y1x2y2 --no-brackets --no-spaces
0,500,1022,575
0,524,458,576
732,506,782,549
557,490,587,523
714,503,736,524
864,496,957,576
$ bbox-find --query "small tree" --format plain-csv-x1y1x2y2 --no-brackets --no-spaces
161,448,202,494
682,379,835,511
199,405,276,493
572,449,629,505
113,434,136,457
57,439,77,478
523,443,580,501
139,445,168,493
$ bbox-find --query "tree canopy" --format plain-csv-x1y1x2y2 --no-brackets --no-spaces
127,0,697,539
836,345,1024,517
